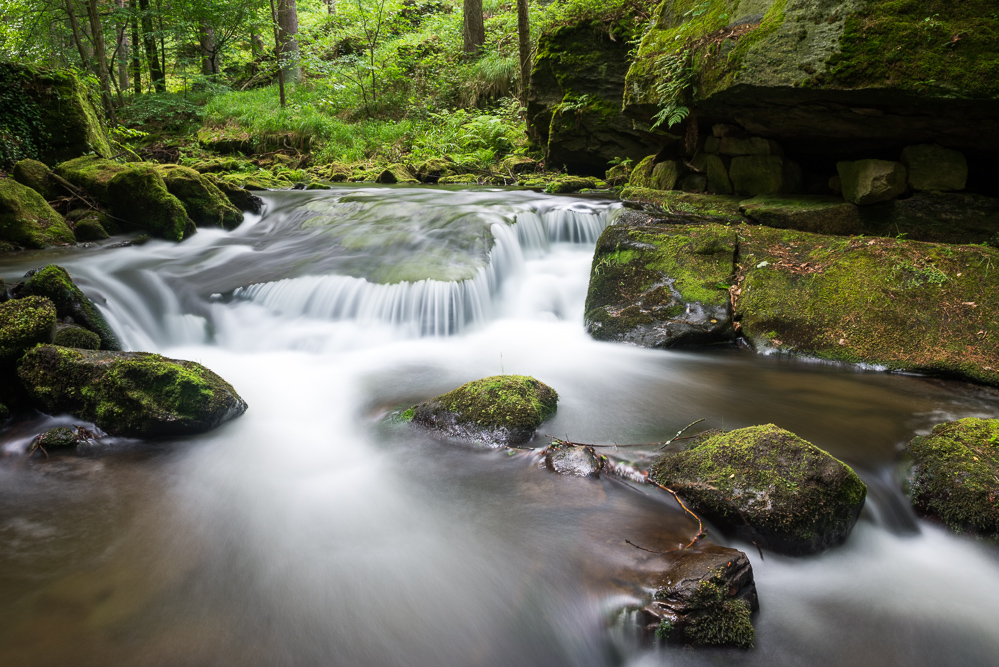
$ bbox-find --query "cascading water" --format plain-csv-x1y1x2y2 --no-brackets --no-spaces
1,185,998,667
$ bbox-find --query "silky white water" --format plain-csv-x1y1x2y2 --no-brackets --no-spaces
1,185,998,666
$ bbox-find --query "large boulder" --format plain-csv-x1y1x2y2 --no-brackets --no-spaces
637,545,758,648
736,226,999,386
905,418,999,538
0,177,75,249
629,157,681,191
53,155,131,203
651,425,868,555
740,195,863,235
0,64,113,167
12,159,58,199
17,345,247,438
900,144,969,192
837,160,907,205
624,1,999,157
154,164,243,229
107,166,193,241
407,375,558,446
15,265,120,350
585,211,736,348
527,21,655,173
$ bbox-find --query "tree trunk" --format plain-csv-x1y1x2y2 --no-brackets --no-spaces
325,0,335,13
269,0,286,107
116,0,130,93
138,0,165,92
130,0,142,93
64,0,93,69
277,0,301,83
199,23,217,75
462,0,484,57
86,0,117,122
517,0,530,109
156,0,167,83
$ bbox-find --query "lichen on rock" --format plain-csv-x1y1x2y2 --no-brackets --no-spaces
17,345,248,438
905,417,999,538
410,375,559,446
651,424,868,555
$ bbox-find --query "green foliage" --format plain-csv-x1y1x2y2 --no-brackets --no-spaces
649,51,694,129
0,64,48,168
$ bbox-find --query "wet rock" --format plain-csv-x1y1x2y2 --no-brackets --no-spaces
619,188,745,223
500,155,537,175
17,265,120,350
906,417,999,538
837,159,907,205
107,166,193,241
630,157,680,192
637,545,758,648
736,225,999,385
544,176,602,193
900,144,968,192
585,213,736,348
0,296,56,363
154,165,243,229
53,324,101,350
30,427,79,455
651,425,867,555
0,177,76,249
409,375,558,446
203,174,264,214
376,164,419,184
605,163,631,187
740,195,862,235
17,345,248,438
544,443,603,477
12,159,58,199
71,212,109,241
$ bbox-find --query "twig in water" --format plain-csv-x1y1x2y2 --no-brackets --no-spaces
625,539,670,555
657,418,705,450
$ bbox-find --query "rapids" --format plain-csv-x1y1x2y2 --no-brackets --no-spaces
1,185,998,666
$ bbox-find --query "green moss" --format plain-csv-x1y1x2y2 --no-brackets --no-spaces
739,195,862,235
651,424,867,554
544,176,603,193
737,226,999,385
906,417,999,537
0,177,75,248
53,324,101,350
683,577,755,648
620,186,745,222
0,401,8,420
154,164,243,229
411,375,559,445
17,345,247,438
0,295,56,362
107,166,192,241
12,159,57,199
218,169,295,191
53,156,130,203
73,215,109,241
19,265,120,350
376,164,419,184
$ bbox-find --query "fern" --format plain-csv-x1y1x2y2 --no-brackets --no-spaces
649,50,695,130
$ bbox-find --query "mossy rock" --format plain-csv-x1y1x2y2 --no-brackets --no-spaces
107,166,193,241
53,323,101,350
12,159,58,199
736,226,999,385
53,156,131,203
17,345,248,438
309,162,353,183
500,155,537,175
154,164,243,229
620,187,745,222
409,375,559,446
740,195,863,235
0,295,56,362
905,417,999,538
585,211,736,348
180,157,254,174
203,174,264,214
18,265,121,350
376,164,419,184
437,174,482,185
0,177,75,249
414,158,456,182
217,169,294,191
629,156,682,192
639,545,758,648
30,426,79,455
543,176,602,193
651,424,868,555
72,214,109,241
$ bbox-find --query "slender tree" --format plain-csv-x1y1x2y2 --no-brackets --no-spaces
269,0,286,107
85,0,117,120
130,0,142,93
462,0,484,56
276,0,301,82
138,0,166,91
517,0,529,108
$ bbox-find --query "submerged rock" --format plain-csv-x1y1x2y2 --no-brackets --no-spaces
29,426,79,455
651,425,867,555
585,211,736,348
544,443,603,477
0,177,76,249
637,545,758,648
17,345,248,438
17,265,120,350
409,375,558,446
906,418,999,538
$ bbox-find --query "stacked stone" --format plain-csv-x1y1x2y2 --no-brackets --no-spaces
836,144,968,205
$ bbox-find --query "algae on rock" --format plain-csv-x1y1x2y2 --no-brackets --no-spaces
409,375,559,446
651,424,868,555
17,345,248,438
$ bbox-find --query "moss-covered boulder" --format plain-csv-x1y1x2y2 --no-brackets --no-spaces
107,166,193,241
217,169,294,191
736,226,999,385
0,177,75,249
543,176,602,193
17,265,120,350
408,375,558,446
624,1,999,157
414,158,457,183
629,156,681,192
740,195,862,235
203,174,264,214
72,213,109,241
620,187,745,223
12,159,58,199
637,545,758,648
53,155,131,203
0,64,112,166
154,164,243,229
585,212,736,348
905,418,999,538
17,345,248,438
0,295,56,362
689,153,733,195
900,144,968,192
651,425,867,555
375,164,419,184
29,426,79,456
53,323,101,350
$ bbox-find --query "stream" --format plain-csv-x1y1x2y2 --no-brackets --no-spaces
1,185,998,666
